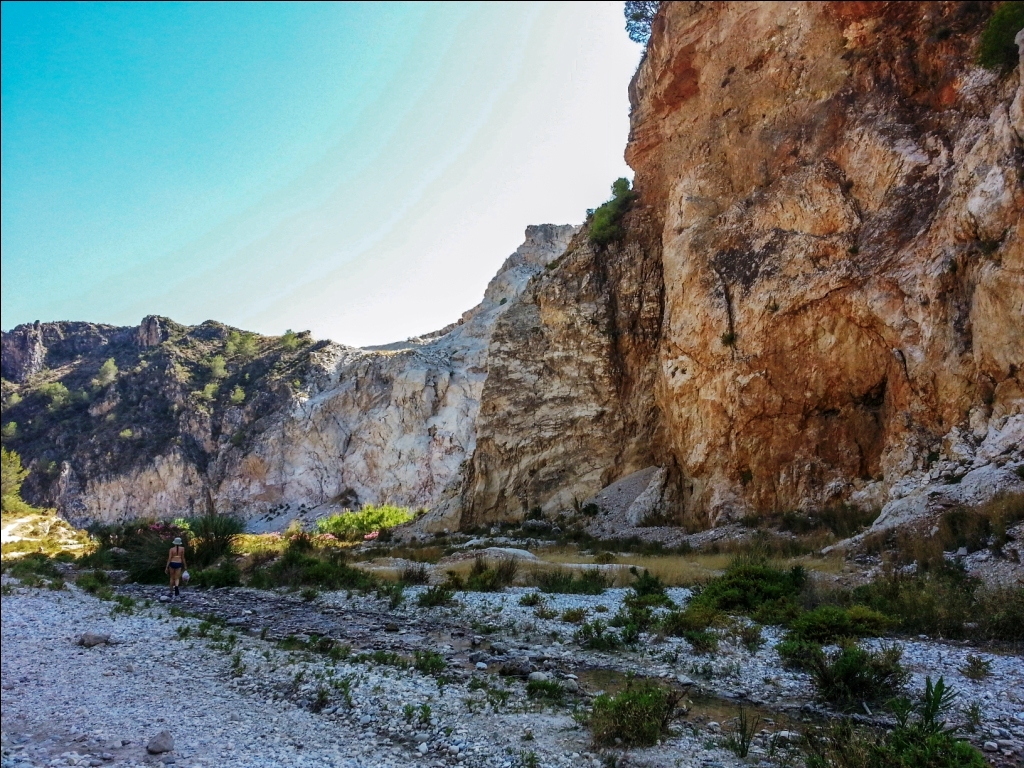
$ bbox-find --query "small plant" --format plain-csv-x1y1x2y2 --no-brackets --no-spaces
588,177,637,246
526,678,565,702
739,623,765,652
403,703,416,722
300,587,319,602
809,644,909,710
963,700,983,732
417,585,455,608
575,620,623,651
534,605,558,620
519,591,543,607
560,607,588,624
684,629,719,655
175,624,192,640
721,331,737,347
418,703,432,724
959,654,992,681
399,563,430,585
377,582,404,609
414,650,446,675
589,680,680,747
520,750,539,768
723,707,761,758
311,684,330,712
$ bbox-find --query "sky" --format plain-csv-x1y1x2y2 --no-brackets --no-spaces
1,2,641,346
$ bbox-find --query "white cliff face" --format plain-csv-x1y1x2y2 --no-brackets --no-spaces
66,225,577,527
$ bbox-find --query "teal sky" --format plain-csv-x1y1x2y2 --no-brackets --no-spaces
1,2,640,346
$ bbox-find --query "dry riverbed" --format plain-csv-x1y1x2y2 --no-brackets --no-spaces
2,576,1022,768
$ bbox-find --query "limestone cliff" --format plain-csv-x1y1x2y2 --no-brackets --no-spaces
623,0,1024,526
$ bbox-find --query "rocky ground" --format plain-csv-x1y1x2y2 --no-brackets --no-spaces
3,572,1023,768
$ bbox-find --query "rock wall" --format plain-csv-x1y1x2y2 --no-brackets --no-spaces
622,0,1024,525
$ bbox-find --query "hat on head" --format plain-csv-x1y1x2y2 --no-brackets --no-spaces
173,537,183,545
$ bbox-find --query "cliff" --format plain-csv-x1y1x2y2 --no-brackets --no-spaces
619,0,1023,527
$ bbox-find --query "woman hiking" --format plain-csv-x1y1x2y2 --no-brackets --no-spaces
165,537,187,600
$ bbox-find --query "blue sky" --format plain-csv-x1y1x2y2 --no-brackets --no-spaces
1,2,641,346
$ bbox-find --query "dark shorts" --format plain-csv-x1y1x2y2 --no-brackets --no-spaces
169,562,183,570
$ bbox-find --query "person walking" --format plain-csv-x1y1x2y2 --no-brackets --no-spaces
165,537,187,600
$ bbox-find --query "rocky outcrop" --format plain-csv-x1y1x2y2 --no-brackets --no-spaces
621,0,1024,525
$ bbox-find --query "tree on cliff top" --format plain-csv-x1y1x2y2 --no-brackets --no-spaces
625,1,660,45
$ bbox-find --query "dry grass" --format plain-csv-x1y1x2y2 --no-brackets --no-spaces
534,548,843,587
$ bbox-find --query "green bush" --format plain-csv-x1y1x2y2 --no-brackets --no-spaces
254,540,375,591
589,680,679,747
683,629,719,654
660,603,723,635
534,568,609,595
190,562,241,588
526,679,565,702
809,644,909,710
399,563,430,585
464,554,518,592
417,585,455,608
977,1,1024,71
575,620,624,651
1,447,33,513
588,178,637,246
789,605,889,644
413,650,446,675
314,505,413,540
693,561,805,616
625,567,673,608
805,677,986,768
186,513,245,569
2,553,61,586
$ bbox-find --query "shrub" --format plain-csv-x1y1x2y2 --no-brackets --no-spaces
809,644,909,710
660,604,723,635
190,562,241,588
625,567,673,608
977,1,1024,71
417,585,455,608
93,358,118,387
693,561,805,617
684,629,719,654
588,178,637,246
399,563,430,585
38,382,70,410
805,677,986,768
575,620,624,651
789,605,889,645
186,513,245,569
208,355,227,379
257,541,375,591
314,505,413,540
281,330,301,351
560,607,588,624
229,386,245,405
739,623,764,652
75,569,111,596
519,591,543,606
414,650,446,675
1,447,31,512
534,568,609,595
526,679,565,702
465,554,519,592
959,654,992,681
589,680,679,747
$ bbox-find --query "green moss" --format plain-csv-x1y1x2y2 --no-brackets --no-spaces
977,2,1024,71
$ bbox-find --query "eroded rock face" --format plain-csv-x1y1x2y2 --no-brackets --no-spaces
623,0,1023,525
47,225,577,526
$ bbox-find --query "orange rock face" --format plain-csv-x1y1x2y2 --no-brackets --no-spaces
624,1,1023,524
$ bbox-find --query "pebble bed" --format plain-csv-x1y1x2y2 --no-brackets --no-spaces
3,579,1023,768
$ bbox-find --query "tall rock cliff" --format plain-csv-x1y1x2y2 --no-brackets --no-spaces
624,0,1023,526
